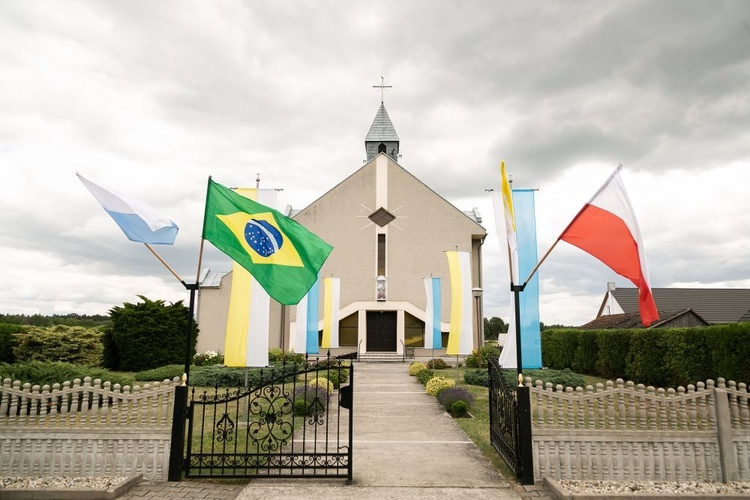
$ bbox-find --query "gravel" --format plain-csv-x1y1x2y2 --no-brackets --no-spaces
0,476,130,490
557,479,750,496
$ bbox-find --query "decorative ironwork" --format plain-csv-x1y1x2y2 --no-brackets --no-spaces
216,413,235,443
488,357,534,484
183,356,353,481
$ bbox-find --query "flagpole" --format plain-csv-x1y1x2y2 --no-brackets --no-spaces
520,237,561,287
143,244,186,286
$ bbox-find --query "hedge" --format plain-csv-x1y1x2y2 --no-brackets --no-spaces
541,323,750,386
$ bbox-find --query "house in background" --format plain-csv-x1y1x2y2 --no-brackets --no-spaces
580,309,709,330
196,101,487,359
595,282,750,326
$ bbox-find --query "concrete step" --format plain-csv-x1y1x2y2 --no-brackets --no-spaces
358,352,405,363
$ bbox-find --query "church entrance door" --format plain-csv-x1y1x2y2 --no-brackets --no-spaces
366,311,397,352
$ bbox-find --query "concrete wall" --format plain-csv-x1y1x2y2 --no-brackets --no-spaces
0,377,179,480
528,377,750,483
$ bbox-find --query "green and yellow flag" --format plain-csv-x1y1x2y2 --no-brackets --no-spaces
201,178,333,305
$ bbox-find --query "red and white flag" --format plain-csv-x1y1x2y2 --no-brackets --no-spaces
560,166,658,326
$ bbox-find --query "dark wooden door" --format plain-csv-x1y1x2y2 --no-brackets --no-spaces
366,311,397,352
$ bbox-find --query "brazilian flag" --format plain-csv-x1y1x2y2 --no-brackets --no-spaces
201,178,333,305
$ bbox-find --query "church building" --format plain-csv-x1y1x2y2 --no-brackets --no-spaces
197,101,487,359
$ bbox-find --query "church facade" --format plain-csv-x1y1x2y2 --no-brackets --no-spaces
196,103,486,359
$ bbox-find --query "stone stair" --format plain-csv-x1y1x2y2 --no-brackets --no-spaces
357,352,405,363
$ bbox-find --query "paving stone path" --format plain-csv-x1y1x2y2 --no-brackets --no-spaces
120,362,553,500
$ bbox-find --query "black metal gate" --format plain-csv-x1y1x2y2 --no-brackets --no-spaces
488,357,534,485
181,358,353,481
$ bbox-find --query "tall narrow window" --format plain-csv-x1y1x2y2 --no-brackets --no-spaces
377,234,386,276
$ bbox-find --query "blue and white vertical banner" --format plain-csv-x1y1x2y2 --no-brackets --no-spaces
513,189,542,368
294,277,320,355
423,277,442,349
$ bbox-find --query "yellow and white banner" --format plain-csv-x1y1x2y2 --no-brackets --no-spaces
446,251,473,356
321,277,340,349
223,188,276,367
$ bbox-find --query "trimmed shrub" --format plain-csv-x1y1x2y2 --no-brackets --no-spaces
188,363,298,387
426,358,450,370
663,328,712,387
464,369,490,387
0,361,134,387
437,386,475,412
269,349,306,365
409,361,427,376
541,329,580,369
309,376,335,393
518,369,586,389
705,323,750,384
135,364,184,382
571,330,598,375
105,296,198,372
451,400,469,417
595,330,631,379
626,330,667,387
416,369,435,385
425,376,455,396
293,384,330,416
13,325,103,366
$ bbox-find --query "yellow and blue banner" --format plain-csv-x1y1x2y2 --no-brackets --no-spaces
446,251,473,356
224,188,274,367
423,277,442,349
321,277,340,349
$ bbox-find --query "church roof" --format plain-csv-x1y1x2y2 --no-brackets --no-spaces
365,103,399,142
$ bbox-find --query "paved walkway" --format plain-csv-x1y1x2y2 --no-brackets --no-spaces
120,363,552,500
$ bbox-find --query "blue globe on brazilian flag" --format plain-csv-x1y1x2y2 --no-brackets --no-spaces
202,178,333,305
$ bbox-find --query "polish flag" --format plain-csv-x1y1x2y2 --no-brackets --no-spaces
560,166,658,326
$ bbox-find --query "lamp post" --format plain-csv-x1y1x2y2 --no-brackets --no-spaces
471,287,483,368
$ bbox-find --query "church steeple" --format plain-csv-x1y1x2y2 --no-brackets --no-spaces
365,102,400,162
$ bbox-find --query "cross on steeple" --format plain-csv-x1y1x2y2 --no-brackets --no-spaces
373,76,392,103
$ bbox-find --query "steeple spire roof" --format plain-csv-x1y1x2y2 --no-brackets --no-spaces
365,102,399,142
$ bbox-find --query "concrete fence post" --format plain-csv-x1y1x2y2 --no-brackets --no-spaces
714,387,739,482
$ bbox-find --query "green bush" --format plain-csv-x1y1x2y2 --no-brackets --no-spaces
705,323,750,384
425,376,455,396
415,369,435,385
541,329,580,369
519,368,586,389
134,364,184,382
268,348,306,365
193,350,224,366
437,386,474,412
105,296,198,372
0,323,25,363
465,345,501,368
626,330,667,387
0,361,134,387
451,400,469,417
595,330,631,379
426,358,450,370
464,369,490,387
188,363,298,388
663,328,712,387
409,361,427,376
13,325,103,366
571,330,598,375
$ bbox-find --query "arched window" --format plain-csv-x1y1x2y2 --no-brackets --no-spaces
378,143,387,154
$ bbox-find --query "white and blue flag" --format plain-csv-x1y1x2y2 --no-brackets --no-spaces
77,173,178,245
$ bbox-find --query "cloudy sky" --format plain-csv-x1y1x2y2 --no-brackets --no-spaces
2,1,749,326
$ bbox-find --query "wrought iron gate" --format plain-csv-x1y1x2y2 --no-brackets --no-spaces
488,357,534,485
181,358,353,481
